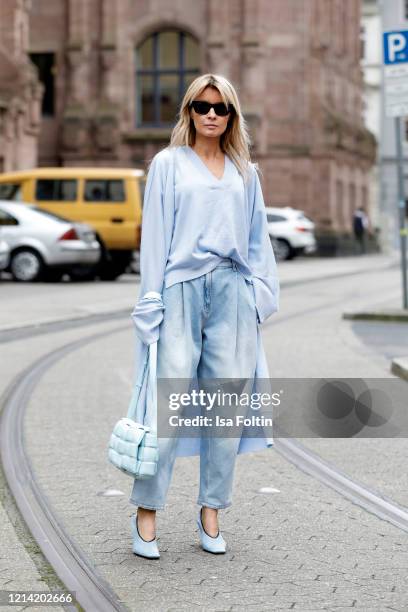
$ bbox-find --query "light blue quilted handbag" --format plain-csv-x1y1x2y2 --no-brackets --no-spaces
108,342,159,479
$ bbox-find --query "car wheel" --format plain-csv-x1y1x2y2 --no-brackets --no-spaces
10,249,44,282
272,238,293,261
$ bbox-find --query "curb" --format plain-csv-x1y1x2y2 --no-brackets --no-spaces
343,309,408,323
391,357,408,382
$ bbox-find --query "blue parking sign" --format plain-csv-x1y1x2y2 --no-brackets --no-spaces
383,31,408,65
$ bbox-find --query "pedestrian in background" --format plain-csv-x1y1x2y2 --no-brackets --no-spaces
129,73,279,559
353,206,369,254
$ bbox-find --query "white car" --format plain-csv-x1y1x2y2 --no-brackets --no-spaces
265,206,317,261
0,236,10,271
0,201,101,282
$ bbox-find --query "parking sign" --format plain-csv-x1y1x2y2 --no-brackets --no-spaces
383,30,408,117
383,31,408,64
383,30,408,308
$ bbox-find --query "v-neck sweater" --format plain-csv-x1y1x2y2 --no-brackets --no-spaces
132,144,280,345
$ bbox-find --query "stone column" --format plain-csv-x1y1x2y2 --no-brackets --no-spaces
0,0,41,170
206,0,230,76
94,0,120,154
62,0,91,156
241,0,266,155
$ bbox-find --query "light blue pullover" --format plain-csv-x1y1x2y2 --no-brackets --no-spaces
132,144,280,346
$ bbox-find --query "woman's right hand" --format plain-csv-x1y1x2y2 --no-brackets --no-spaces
131,292,165,345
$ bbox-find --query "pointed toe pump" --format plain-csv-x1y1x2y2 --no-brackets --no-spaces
130,514,160,559
197,508,227,554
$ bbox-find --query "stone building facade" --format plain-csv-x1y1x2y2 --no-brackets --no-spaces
0,0,42,172
3,0,377,244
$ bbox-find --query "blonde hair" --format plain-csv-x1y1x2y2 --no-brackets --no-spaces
167,73,254,183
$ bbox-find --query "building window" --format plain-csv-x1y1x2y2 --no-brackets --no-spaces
362,185,368,213
360,25,366,61
349,183,356,218
341,3,346,53
29,52,55,116
135,30,200,127
336,179,343,228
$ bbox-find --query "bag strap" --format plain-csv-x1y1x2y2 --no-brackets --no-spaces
126,342,157,432
124,150,174,428
146,341,157,433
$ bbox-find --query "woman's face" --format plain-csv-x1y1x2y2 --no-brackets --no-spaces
189,87,231,141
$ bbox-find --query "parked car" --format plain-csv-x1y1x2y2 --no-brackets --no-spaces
0,167,145,280
0,236,10,271
265,206,317,261
0,201,100,282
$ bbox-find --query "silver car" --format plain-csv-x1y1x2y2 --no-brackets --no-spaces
0,235,10,271
0,201,100,282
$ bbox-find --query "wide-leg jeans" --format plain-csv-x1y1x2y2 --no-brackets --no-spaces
129,258,258,510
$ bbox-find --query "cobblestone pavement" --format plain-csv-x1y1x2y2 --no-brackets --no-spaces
0,319,126,611
265,256,408,512
1,252,407,610
0,480,66,612
21,259,408,610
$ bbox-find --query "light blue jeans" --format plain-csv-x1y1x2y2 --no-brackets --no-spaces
129,258,258,510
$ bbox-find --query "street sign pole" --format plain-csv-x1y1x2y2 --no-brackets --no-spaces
383,30,408,309
394,116,408,308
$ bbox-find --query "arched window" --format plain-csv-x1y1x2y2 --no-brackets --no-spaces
135,30,200,127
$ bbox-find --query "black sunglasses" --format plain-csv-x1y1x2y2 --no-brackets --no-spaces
190,100,234,117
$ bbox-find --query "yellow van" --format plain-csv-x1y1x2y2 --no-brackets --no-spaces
0,167,145,280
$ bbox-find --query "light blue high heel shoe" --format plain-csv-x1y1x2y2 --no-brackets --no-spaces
130,513,160,559
196,507,226,554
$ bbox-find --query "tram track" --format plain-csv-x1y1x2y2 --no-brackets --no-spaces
0,325,130,612
0,258,406,610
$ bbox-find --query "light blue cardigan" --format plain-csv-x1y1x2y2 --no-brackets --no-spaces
130,145,280,456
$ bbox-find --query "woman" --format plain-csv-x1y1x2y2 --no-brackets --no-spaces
129,73,279,559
